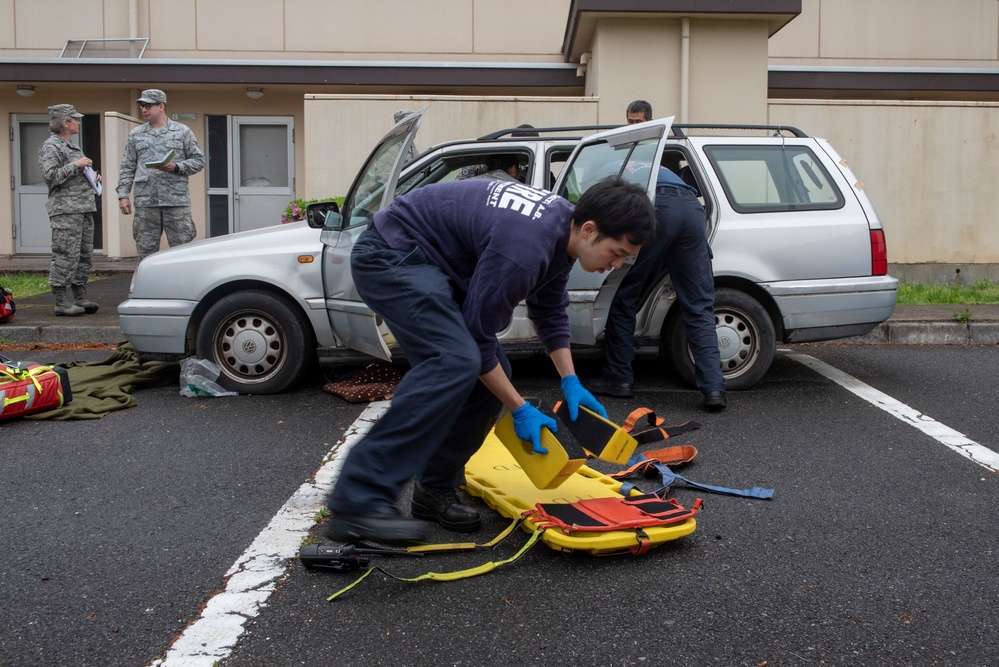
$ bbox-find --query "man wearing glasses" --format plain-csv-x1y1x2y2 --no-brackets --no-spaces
116,89,205,260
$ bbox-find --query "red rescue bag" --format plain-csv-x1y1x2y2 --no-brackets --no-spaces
0,358,72,422
0,284,14,323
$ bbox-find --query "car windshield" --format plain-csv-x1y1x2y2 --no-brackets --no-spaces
557,137,660,202
338,130,413,229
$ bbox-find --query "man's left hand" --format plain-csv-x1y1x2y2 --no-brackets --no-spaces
561,374,608,421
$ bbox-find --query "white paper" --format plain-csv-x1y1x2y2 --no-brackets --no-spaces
82,166,102,196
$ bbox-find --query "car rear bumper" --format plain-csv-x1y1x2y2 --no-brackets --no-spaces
763,275,899,343
118,298,197,354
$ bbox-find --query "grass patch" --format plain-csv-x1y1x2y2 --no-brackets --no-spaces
896,279,999,305
0,272,106,300
0,272,51,299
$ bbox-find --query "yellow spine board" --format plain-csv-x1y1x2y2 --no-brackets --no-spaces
555,403,638,465
465,431,696,555
493,406,587,490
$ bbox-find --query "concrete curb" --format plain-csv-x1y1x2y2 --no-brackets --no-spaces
842,321,999,346
0,324,125,346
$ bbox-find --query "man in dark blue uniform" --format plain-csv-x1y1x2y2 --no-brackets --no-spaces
587,101,726,412
327,177,656,545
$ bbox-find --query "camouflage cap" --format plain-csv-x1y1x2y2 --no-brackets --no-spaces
393,109,415,123
137,89,167,104
48,104,84,121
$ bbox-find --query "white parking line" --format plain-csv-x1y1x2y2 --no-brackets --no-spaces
149,401,387,667
788,352,999,473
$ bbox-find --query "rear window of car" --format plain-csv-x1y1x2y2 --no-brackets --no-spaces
703,145,845,214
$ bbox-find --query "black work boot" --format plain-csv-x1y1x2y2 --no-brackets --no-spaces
325,507,428,546
71,284,100,314
52,286,85,317
702,390,727,412
584,376,634,398
411,481,481,533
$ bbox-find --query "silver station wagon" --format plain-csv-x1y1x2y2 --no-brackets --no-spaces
119,110,898,394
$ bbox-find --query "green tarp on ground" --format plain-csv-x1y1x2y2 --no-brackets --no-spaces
25,342,179,420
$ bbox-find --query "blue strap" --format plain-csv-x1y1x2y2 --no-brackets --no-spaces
651,462,774,500
618,482,639,497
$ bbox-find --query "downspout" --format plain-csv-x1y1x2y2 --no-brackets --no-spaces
680,17,690,123
129,0,139,56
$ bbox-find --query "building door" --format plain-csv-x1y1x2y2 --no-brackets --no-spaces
12,113,103,255
12,114,51,254
205,115,294,236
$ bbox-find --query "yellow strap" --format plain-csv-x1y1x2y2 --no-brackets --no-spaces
404,518,522,553
1,365,48,394
3,394,29,407
327,528,545,602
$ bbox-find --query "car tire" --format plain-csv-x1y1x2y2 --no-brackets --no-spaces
195,290,311,394
665,287,776,391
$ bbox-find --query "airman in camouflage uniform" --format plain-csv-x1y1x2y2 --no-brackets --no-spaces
116,89,205,260
39,104,100,316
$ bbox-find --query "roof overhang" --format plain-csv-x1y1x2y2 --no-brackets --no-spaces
769,66,999,96
0,58,582,89
563,0,801,62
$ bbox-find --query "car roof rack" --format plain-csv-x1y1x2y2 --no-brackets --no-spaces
478,123,808,141
477,125,616,140
669,124,808,138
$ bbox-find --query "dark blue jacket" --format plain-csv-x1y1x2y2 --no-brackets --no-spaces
373,180,575,374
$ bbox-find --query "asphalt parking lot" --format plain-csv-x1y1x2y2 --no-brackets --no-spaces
1,343,997,667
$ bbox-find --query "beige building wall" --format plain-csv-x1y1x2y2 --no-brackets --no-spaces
770,0,999,67
768,100,999,272
303,95,600,199
584,18,770,124
688,20,769,124
0,0,571,60
102,112,142,259
586,19,680,122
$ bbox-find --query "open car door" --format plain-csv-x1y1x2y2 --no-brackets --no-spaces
552,116,674,345
319,109,425,360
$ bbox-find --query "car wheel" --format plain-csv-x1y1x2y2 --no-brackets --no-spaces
195,290,310,394
665,287,776,391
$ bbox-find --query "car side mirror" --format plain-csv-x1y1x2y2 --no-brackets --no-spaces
306,201,341,229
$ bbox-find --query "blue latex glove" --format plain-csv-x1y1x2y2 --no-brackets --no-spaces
561,374,609,421
512,403,557,454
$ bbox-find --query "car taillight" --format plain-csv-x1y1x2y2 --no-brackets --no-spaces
870,229,888,276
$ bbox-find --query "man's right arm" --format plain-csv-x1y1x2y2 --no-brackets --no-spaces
116,135,137,214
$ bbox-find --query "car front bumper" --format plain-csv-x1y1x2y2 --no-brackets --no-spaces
118,298,198,355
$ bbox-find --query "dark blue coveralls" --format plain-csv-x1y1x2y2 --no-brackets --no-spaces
328,180,575,514
601,168,725,393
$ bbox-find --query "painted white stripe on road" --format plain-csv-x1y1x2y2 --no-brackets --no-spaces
149,400,388,667
788,352,999,473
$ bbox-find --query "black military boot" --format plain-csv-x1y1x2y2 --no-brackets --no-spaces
52,286,84,317
71,284,100,314
411,481,481,533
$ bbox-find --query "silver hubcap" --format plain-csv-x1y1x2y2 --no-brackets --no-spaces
216,313,283,383
714,309,759,378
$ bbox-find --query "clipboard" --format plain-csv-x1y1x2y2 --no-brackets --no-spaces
82,166,102,196
144,149,175,168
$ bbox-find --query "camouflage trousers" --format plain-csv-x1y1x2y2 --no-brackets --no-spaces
48,212,94,288
133,206,196,260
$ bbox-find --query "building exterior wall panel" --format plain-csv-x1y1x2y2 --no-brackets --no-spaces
302,95,598,199
472,0,571,56
150,0,198,51
769,99,999,265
